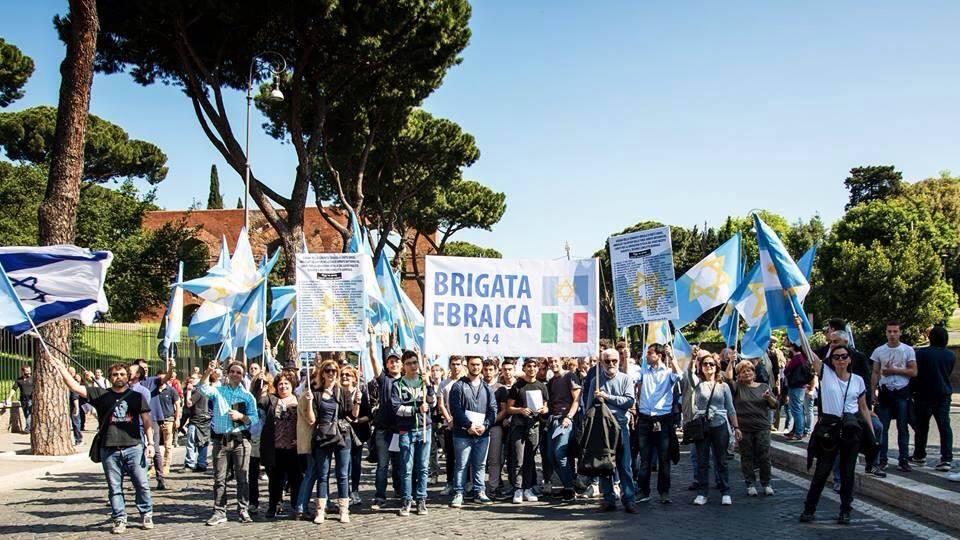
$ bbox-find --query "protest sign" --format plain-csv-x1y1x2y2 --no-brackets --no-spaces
295,253,366,351
608,226,678,327
424,256,599,357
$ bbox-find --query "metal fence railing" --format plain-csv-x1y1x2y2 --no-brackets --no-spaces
1,323,217,399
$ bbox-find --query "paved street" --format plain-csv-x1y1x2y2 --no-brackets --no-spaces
0,443,954,540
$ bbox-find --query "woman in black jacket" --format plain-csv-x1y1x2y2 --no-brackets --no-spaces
340,366,372,505
259,370,303,518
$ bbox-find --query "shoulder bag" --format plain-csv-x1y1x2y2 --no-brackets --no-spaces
681,381,716,445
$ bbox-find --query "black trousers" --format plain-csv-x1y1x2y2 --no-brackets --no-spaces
267,448,303,510
509,424,540,490
805,436,859,513
635,414,673,496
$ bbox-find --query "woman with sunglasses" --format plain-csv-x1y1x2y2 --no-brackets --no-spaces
800,341,873,525
297,359,361,524
689,355,740,506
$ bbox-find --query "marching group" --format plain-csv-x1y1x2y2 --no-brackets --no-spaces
15,317,953,534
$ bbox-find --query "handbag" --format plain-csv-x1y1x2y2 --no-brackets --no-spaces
89,389,134,463
313,388,345,449
682,381,717,445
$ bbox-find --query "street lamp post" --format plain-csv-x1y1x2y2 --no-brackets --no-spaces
244,52,287,230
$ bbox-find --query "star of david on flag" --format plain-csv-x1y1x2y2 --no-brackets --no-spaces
673,234,742,329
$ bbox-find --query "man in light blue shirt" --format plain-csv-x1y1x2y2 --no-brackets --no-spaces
634,343,681,504
198,360,259,526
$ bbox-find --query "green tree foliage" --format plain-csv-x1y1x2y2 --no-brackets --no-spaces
813,198,957,345
94,0,472,287
207,164,223,209
0,162,207,321
0,106,168,184
844,165,904,210
0,37,35,107
901,171,960,295
443,241,502,259
362,109,481,258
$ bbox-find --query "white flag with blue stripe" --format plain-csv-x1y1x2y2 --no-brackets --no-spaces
161,261,184,351
0,245,112,335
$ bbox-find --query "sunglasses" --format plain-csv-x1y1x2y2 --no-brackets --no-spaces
603,359,618,365
831,353,850,360
701,362,717,367
323,368,337,374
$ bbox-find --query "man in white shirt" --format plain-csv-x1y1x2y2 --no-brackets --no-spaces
870,321,917,472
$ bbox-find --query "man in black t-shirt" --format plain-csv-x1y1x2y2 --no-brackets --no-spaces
56,360,156,535
6,365,33,432
506,357,549,504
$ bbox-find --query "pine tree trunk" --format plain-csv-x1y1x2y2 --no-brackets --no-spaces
280,226,300,366
33,0,99,456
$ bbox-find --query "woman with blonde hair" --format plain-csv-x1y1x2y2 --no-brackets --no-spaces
296,359,361,524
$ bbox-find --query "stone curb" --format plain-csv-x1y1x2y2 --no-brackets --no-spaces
769,439,960,530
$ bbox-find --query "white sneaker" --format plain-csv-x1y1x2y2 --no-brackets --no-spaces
440,484,454,496
721,495,732,505
763,485,775,496
512,489,523,504
584,484,600,499
693,495,707,505
746,486,758,497
523,488,538,502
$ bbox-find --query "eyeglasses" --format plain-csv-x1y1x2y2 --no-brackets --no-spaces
603,360,618,365
701,362,716,367
323,368,337,374
228,370,244,375
831,353,850,360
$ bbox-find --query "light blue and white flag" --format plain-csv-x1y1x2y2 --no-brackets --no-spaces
211,235,231,276
672,329,693,369
161,261,184,352
741,316,772,358
753,213,813,342
181,227,261,311
188,235,236,345
269,285,296,323
0,260,33,330
230,249,280,358
645,320,672,346
376,252,425,352
717,302,740,348
673,234,742,328
732,262,765,327
0,245,112,336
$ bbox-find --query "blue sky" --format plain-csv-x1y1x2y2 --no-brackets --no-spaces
3,1,959,259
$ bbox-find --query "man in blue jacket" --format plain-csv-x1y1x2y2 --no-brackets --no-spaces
449,356,498,508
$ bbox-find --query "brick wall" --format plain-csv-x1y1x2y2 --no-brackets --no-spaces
141,207,433,319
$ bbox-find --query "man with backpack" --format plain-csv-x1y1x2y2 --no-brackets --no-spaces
582,348,637,513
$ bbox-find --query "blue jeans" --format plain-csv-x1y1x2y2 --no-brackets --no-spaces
101,445,152,521
600,416,635,505
453,434,490,495
690,444,722,486
296,451,318,512
21,399,32,432
71,413,82,444
314,445,351,500
695,424,730,496
374,428,401,500
788,388,806,436
184,424,208,468
877,391,911,462
399,429,431,503
545,421,575,489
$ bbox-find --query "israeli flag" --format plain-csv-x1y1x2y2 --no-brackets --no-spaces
0,245,112,335
673,234,741,328
753,213,813,342
0,260,32,330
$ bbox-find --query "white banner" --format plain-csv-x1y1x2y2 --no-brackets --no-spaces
295,253,366,352
609,226,678,327
424,256,599,357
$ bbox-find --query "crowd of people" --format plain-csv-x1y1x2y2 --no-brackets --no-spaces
13,318,952,534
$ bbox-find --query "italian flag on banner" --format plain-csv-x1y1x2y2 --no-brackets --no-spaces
540,275,589,344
